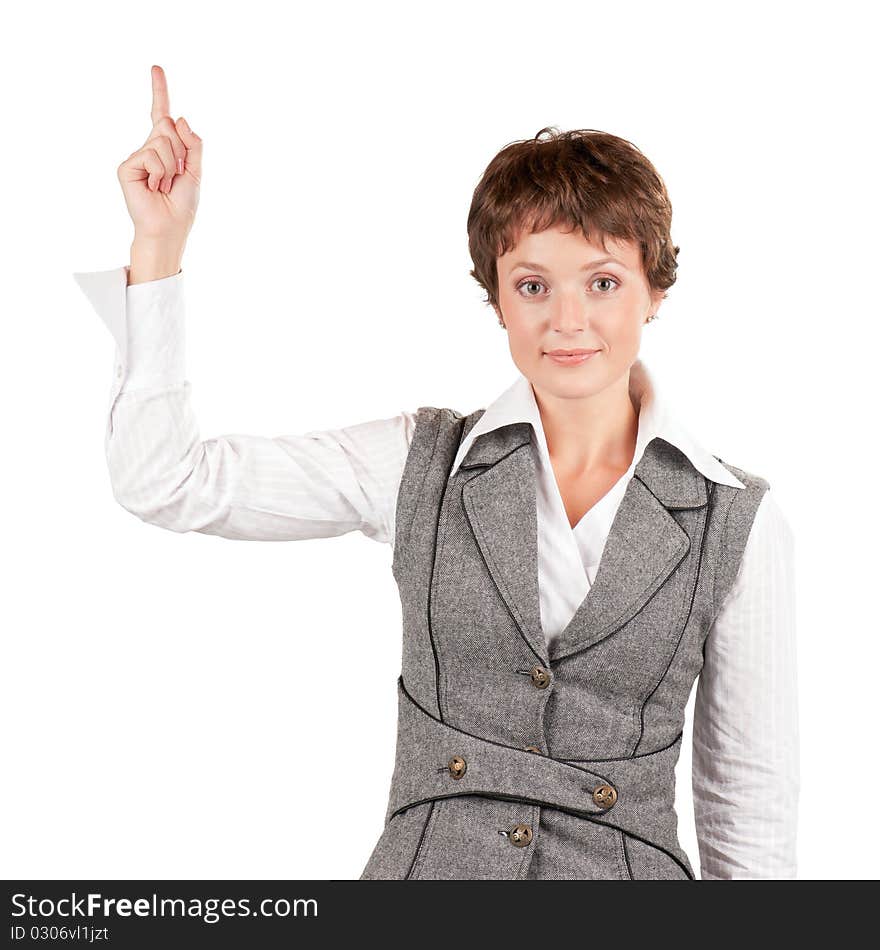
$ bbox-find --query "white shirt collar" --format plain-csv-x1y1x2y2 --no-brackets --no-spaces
449,357,745,489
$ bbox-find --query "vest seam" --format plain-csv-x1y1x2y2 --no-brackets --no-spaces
708,481,741,623
621,831,634,879
405,800,436,880
392,793,693,879
618,827,633,879
400,672,682,766
429,459,457,722
427,413,470,722
633,477,715,755
393,407,441,580
520,807,541,879
392,790,600,820
559,729,683,763
516,806,540,878
603,823,694,879
618,827,692,880
404,796,536,880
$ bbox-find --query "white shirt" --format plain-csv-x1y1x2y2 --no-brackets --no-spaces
73,264,800,880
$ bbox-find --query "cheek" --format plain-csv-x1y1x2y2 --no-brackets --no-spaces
506,321,542,355
611,316,642,342
594,307,643,343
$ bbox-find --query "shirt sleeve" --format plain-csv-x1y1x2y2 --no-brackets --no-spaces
73,264,417,545
691,488,800,879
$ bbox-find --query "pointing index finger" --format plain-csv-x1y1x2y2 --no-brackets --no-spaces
150,64,171,124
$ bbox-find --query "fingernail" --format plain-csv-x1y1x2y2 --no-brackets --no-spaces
177,158,184,174
180,117,190,132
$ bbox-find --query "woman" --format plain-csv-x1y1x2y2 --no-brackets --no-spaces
74,65,799,880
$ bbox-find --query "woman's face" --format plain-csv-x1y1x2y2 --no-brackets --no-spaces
494,224,664,401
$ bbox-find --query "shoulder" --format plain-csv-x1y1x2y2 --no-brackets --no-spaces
743,487,795,558
704,453,770,538
711,482,794,613
703,452,791,611
709,455,774,546
713,456,770,494
405,405,485,454
709,456,792,544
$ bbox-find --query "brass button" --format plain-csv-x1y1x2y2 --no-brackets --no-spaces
523,745,542,754
592,784,617,809
509,823,533,847
447,755,467,780
529,665,551,689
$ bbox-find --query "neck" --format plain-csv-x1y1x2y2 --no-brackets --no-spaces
532,371,640,475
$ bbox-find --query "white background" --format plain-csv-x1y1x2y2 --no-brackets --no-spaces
3,0,877,880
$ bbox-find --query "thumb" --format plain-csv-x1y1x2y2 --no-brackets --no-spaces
175,116,203,176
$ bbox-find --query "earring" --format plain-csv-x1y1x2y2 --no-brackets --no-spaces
498,316,506,328
646,313,658,323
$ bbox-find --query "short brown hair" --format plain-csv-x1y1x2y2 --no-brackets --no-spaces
467,127,679,311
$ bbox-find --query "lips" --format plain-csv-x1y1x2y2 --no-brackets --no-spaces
544,348,600,366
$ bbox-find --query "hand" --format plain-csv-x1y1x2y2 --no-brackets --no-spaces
117,64,203,245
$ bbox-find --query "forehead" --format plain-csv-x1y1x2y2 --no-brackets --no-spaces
498,223,641,271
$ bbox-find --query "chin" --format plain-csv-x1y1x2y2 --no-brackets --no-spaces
537,373,595,397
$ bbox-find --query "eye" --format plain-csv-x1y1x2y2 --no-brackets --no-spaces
592,275,620,293
515,277,547,298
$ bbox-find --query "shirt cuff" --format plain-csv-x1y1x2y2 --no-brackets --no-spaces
122,267,186,391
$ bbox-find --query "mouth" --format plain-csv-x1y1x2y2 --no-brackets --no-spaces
544,348,601,365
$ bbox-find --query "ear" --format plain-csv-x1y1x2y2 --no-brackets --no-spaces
649,288,666,316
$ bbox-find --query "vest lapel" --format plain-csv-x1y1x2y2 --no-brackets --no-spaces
459,422,548,665
459,427,708,667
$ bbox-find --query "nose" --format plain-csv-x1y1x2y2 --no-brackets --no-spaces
550,291,590,334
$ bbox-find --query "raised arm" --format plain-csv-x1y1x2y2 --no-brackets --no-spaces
74,65,416,545
74,263,416,543
691,489,800,879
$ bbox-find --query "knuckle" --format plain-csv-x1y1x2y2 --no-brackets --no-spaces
156,120,183,147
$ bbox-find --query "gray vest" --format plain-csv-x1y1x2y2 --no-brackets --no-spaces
360,405,768,880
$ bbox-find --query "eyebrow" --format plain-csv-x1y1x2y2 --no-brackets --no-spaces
509,257,627,272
